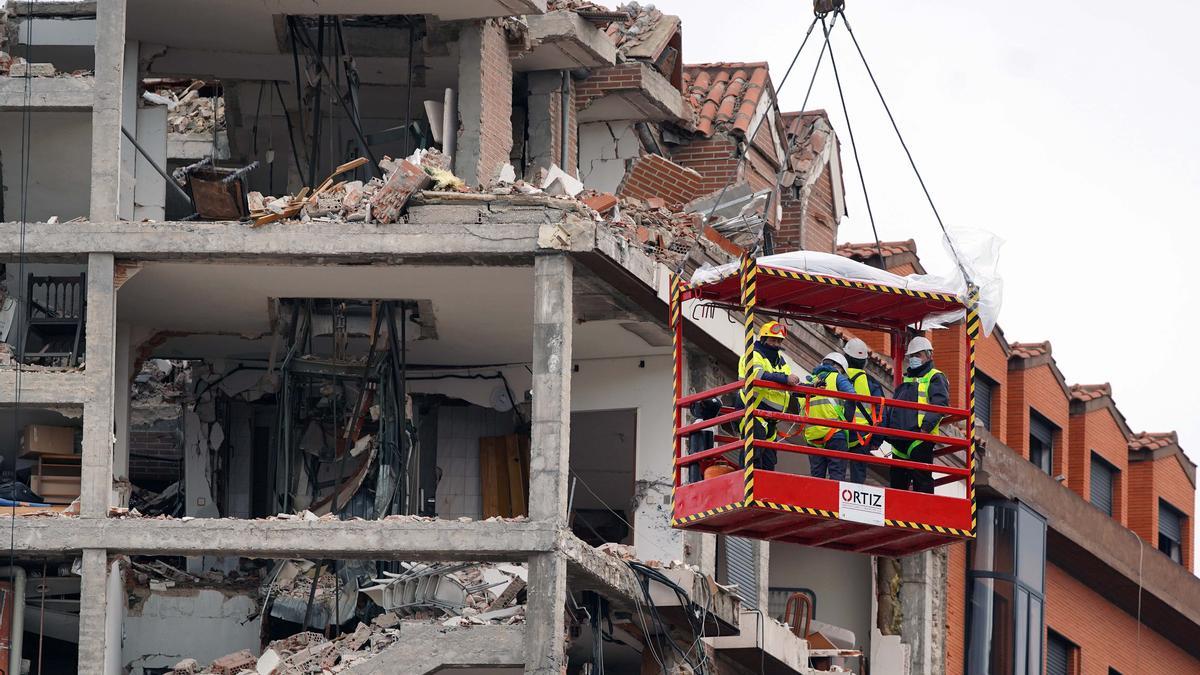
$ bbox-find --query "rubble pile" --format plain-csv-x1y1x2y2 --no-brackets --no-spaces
132,358,190,406
599,194,702,266
143,80,226,134
0,52,90,77
607,2,666,52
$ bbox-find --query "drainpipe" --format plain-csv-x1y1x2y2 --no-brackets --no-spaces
559,71,571,171
0,566,27,675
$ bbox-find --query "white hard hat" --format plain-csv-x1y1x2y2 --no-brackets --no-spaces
905,336,933,356
844,338,869,360
824,352,849,371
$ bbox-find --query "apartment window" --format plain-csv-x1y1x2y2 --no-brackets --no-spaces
966,501,1047,674
1029,411,1056,475
1046,630,1078,675
975,373,996,432
1159,501,1185,564
1090,453,1117,517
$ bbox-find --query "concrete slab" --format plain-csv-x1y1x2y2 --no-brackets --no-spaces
577,63,688,123
514,11,618,72
707,609,810,674
0,75,94,111
3,517,558,559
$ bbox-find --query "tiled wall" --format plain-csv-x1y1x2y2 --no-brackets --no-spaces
434,403,517,520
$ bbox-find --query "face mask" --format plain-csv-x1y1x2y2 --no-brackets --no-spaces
907,356,925,370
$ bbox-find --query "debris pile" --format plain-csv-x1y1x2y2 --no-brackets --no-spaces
0,53,90,78
142,80,226,135
607,2,666,52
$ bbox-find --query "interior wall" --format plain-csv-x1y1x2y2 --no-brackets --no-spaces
434,402,517,519
768,542,874,651
571,355,678,561
578,121,640,193
122,588,262,675
0,112,92,222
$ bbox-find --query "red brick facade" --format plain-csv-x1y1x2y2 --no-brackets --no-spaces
1006,359,1071,480
669,136,739,196
1067,404,1129,525
776,163,837,253
575,63,651,110
1045,562,1198,674
1128,453,1194,571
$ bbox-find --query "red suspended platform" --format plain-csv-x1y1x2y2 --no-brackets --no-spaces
669,255,980,556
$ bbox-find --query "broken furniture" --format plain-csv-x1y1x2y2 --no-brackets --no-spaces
181,158,259,220
28,453,82,505
21,273,86,367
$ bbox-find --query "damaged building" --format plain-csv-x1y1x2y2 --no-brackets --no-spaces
1,1,1198,675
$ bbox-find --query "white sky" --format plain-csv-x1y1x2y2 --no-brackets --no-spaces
671,0,1200,557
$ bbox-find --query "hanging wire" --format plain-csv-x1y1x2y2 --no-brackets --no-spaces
821,14,885,265
837,9,971,283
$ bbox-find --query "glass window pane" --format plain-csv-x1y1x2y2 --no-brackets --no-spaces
968,577,1016,675
1028,598,1044,675
973,504,1017,575
1017,506,1046,591
1015,588,1028,673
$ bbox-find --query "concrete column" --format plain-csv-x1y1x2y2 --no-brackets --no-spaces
118,40,139,221
526,71,577,176
133,105,167,222
455,19,513,187
81,254,116,517
524,552,568,675
525,254,572,674
900,547,948,675
76,548,110,673
529,253,572,522
89,0,128,222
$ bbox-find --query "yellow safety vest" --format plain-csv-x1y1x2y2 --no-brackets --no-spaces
803,371,847,443
894,368,944,459
739,348,792,412
844,368,877,448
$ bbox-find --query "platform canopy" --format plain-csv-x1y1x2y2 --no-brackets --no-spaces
686,252,966,332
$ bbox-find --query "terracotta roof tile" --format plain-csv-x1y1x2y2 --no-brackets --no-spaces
683,62,772,138
1069,383,1112,402
837,240,918,261
1129,431,1178,452
1010,341,1051,359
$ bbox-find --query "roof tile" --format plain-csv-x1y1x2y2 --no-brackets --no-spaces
1010,341,1051,359
1069,383,1112,402
1129,431,1178,452
683,62,771,138
837,240,918,261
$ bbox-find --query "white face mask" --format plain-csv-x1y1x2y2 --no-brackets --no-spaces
907,356,925,370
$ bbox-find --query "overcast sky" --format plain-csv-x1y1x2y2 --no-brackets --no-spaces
672,0,1200,550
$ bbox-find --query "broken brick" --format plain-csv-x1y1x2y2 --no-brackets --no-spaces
369,159,433,224
582,192,619,214
208,649,256,675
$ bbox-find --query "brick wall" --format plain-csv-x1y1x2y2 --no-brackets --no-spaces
931,324,968,410
1045,562,1200,673
945,541,968,674
976,333,1010,444
617,153,704,207
129,428,182,484
776,163,837,253
670,136,739,196
1007,363,1070,479
479,20,513,185
1067,407,1129,526
1129,455,1195,571
575,63,646,110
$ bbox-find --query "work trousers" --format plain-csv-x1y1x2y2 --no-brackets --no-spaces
808,431,849,481
845,442,870,484
889,442,935,493
740,407,780,471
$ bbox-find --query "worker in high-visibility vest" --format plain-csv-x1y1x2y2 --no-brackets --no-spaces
843,338,885,484
882,336,950,493
738,320,801,471
803,352,857,481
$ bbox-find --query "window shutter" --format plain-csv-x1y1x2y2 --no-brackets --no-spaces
975,376,993,431
1160,502,1183,543
1030,413,1055,448
1047,632,1071,675
1090,454,1114,516
726,536,758,608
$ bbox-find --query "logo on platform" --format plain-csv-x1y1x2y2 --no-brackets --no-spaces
838,482,885,526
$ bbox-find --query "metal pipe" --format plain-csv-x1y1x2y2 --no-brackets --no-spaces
119,126,193,205
0,566,27,675
559,71,570,170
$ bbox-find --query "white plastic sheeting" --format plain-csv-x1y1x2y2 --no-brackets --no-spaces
692,229,1003,335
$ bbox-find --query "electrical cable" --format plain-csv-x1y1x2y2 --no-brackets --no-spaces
821,14,885,265
837,9,972,284
273,81,305,187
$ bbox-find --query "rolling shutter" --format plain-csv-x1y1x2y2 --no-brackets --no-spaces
1090,454,1114,516
725,536,758,608
975,376,993,431
1160,502,1183,543
1030,413,1055,448
1047,631,1071,675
